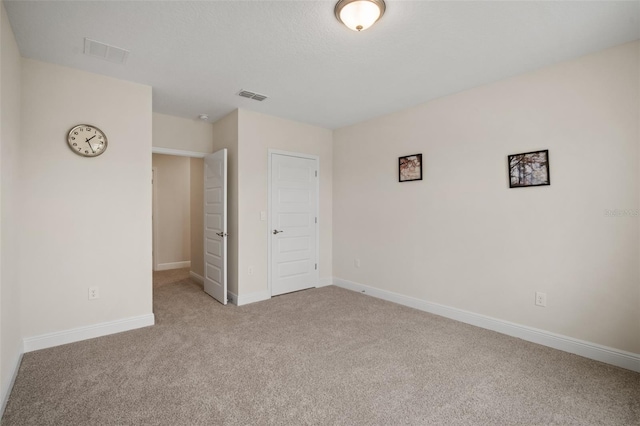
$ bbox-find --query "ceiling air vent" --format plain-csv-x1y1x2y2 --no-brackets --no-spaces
84,38,129,64
238,90,268,102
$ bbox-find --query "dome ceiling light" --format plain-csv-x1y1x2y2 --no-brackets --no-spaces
335,0,386,32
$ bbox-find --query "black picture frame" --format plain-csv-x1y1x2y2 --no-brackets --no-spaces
399,154,423,182
508,149,550,188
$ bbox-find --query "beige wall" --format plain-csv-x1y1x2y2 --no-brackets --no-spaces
190,158,204,277
153,112,214,154
211,110,239,296
19,59,153,337
152,154,191,269
333,42,640,354
238,109,333,296
211,108,333,300
0,2,22,409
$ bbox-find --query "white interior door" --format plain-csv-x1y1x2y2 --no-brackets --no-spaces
270,153,318,296
204,149,227,305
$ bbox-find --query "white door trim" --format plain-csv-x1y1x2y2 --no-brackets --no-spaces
152,147,207,158
267,149,320,297
152,167,159,271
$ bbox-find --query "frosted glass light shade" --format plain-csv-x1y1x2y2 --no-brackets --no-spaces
335,0,386,32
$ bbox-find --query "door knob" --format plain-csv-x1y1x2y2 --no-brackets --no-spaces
216,232,228,237
273,229,283,235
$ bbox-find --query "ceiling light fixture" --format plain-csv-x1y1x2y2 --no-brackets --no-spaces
335,0,386,32
198,114,209,120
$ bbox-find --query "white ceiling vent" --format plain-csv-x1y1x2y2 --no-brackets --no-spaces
84,38,129,64
238,90,268,102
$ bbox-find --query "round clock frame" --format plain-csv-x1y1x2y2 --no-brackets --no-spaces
67,124,108,157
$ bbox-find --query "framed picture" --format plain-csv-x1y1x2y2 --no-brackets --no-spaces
508,149,550,188
399,154,422,182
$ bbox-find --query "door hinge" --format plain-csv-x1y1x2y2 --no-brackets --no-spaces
315,170,318,177
315,263,317,270
315,217,317,224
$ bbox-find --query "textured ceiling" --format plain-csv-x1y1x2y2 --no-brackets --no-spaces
4,1,640,129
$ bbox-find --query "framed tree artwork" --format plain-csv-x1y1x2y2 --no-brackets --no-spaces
508,149,550,188
399,154,422,182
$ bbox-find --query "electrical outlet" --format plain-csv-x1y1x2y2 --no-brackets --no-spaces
248,266,254,276
88,287,99,300
355,259,361,268
535,292,547,307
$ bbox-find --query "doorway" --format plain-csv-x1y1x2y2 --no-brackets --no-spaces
268,151,319,296
151,152,205,290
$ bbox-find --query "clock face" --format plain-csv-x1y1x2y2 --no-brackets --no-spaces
67,124,108,157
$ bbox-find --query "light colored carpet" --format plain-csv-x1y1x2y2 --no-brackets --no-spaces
3,271,639,425
152,267,191,288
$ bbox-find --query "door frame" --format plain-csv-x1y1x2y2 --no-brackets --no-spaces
151,147,207,273
152,147,207,159
152,167,159,271
267,149,320,297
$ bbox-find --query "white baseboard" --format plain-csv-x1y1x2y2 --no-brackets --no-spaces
23,314,155,353
317,277,334,287
156,261,191,271
333,277,640,373
1,350,23,418
190,273,237,305
237,290,271,306
189,271,204,284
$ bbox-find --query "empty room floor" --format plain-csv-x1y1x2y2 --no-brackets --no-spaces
3,271,639,425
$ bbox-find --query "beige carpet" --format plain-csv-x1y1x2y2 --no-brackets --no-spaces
3,271,639,425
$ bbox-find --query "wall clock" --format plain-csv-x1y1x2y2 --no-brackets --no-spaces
67,124,108,157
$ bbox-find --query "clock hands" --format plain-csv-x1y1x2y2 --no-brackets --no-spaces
85,135,97,153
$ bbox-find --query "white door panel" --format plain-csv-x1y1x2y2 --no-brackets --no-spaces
271,153,318,296
204,149,227,305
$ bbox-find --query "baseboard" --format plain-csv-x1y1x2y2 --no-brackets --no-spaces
156,261,191,271
190,272,237,305
1,350,23,418
317,277,334,287
333,277,640,373
237,290,271,306
189,271,204,284
23,314,155,353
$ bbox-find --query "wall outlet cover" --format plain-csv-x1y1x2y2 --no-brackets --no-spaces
88,287,100,300
535,292,547,307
